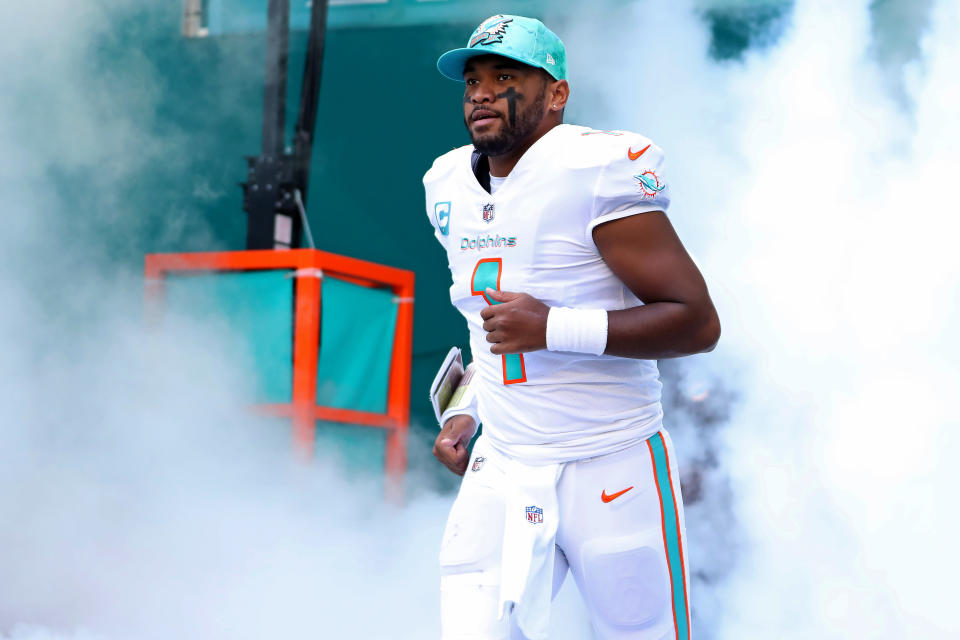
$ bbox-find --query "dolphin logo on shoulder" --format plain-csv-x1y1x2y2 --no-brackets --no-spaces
634,171,665,198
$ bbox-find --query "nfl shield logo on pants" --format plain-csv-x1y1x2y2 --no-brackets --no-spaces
482,203,495,223
525,506,543,524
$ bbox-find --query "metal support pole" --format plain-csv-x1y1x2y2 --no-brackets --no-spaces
242,0,328,250
262,0,290,157
293,0,330,201
181,0,205,37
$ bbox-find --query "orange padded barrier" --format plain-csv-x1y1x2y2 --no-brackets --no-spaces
144,249,414,500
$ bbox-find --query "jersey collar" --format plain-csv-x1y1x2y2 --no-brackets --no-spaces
465,124,570,196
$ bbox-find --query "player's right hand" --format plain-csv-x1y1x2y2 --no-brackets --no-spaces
433,414,476,476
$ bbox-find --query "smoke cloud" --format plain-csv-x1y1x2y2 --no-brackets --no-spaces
562,0,960,636
0,2,453,639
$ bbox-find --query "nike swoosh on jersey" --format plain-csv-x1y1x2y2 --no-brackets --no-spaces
627,144,651,161
601,486,634,503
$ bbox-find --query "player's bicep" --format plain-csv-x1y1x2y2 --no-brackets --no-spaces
592,211,710,306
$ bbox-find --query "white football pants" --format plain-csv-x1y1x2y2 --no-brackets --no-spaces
439,430,691,640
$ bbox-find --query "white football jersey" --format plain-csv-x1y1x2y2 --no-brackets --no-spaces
423,124,670,464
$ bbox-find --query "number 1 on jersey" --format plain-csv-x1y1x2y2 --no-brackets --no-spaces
471,258,527,385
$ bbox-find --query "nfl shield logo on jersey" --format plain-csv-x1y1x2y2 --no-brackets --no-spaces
482,203,495,223
525,506,543,524
471,456,486,472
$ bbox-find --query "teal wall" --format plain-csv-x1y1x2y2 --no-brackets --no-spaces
100,5,481,482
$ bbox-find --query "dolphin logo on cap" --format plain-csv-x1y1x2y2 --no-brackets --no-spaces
469,16,513,48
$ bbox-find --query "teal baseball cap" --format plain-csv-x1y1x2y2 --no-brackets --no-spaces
437,14,567,82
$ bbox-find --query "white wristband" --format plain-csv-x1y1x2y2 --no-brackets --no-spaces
545,307,608,355
439,406,479,436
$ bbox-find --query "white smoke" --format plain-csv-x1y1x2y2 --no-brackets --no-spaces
563,0,960,637
0,2,455,639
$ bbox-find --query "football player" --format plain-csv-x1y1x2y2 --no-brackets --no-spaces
424,14,720,640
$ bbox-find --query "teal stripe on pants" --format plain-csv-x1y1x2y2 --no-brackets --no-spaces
649,432,690,640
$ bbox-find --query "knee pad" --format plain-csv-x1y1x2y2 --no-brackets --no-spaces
439,479,510,639
578,533,670,630
439,483,505,577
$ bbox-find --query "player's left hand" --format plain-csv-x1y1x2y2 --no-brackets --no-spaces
480,288,549,354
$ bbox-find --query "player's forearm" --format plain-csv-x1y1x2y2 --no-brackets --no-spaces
604,301,720,359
